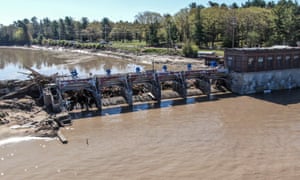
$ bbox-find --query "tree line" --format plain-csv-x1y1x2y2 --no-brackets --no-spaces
0,0,299,53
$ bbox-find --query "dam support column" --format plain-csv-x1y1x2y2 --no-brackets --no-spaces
172,72,187,98
152,73,161,102
195,77,211,96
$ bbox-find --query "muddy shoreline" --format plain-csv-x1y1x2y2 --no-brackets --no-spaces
0,45,206,70
0,46,207,141
0,97,58,139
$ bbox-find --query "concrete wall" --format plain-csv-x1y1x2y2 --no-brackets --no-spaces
230,69,300,94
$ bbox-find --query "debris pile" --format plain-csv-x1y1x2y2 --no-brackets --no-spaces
0,67,69,141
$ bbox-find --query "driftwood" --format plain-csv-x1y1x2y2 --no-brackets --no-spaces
23,65,58,85
0,66,59,100
0,82,36,100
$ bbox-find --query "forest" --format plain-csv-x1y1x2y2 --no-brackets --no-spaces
0,0,300,57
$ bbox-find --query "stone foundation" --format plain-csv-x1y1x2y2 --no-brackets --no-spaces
230,69,300,94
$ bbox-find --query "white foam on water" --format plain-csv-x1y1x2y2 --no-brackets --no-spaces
0,137,54,146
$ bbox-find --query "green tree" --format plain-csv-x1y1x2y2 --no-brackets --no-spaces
16,20,32,46
271,0,298,45
0,24,16,45
81,17,89,29
42,18,52,39
135,11,162,46
86,21,102,42
174,8,190,42
242,0,267,8
161,14,178,48
192,5,204,47
208,1,219,7
30,16,40,39
237,7,272,47
58,19,66,40
132,20,144,42
182,41,199,58
51,20,59,40
101,17,112,42
64,16,75,40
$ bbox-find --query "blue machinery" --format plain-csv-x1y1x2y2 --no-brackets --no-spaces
45,67,227,112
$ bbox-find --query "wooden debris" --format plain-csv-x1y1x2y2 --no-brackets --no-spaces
57,130,68,144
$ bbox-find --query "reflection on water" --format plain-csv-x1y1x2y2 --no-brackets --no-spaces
69,93,237,120
0,48,147,80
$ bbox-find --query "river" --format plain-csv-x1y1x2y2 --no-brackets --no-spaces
0,48,300,179
0,47,150,80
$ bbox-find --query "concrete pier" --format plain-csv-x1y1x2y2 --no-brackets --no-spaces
230,69,300,94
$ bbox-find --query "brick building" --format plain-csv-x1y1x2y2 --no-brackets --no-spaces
224,46,300,72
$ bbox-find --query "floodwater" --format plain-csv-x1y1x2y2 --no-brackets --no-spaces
1,48,300,179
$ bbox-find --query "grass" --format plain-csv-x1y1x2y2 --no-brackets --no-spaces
111,40,182,55
198,49,224,56
112,40,146,47
111,41,225,56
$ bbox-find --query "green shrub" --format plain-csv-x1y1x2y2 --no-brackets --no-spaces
142,48,168,55
182,42,199,58
95,44,101,49
42,39,49,46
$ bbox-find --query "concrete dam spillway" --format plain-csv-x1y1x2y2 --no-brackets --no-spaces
43,68,229,113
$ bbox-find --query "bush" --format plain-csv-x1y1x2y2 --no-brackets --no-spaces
95,44,101,49
42,39,49,46
182,42,199,58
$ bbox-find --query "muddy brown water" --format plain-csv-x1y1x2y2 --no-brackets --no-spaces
1,48,300,179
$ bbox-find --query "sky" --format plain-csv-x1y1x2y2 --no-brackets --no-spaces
0,0,277,25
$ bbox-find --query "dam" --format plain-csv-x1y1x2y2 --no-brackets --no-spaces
43,67,228,113
43,46,300,113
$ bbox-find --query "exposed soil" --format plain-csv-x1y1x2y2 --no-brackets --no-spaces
28,45,208,71
0,96,59,139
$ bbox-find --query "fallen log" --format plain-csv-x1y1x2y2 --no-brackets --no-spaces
23,65,58,85
0,82,36,100
57,130,68,144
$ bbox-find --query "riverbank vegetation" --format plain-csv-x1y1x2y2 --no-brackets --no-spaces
0,0,300,57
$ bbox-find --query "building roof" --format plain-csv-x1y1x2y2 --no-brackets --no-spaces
226,46,300,51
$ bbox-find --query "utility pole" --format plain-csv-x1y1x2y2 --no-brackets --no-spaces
104,24,107,42
168,23,171,54
231,17,237,48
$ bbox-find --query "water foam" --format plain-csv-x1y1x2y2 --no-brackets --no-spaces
0,137,54,146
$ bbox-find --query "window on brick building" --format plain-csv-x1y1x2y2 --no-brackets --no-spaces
267,57,273,69
285,56,291,68
248,57,254,71
277,56,282,68
294,55,299,67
